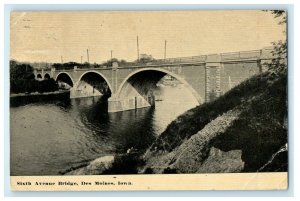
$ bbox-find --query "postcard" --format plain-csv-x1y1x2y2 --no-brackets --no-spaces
9,10,288,191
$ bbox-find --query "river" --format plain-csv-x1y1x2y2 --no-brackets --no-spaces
10,84,198,175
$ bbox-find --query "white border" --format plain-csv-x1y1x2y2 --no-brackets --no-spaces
1,1,299,200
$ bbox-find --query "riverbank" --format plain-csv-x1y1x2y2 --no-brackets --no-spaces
64,69,287,175
10,90,70,107
10,89,70,98
140,70,287,173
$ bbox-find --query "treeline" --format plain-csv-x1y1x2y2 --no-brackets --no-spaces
11,79,58,94
52,62,91,70
52,54,157,70
10,60,58,94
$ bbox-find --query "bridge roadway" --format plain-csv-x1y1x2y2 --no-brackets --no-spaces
35,48,274,112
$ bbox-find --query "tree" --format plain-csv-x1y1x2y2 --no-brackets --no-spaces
10,60,59,94
10,61,34,80
135,54,156,64
10,60,17,70
267,10,287,73
270,10,287,25
83,62,90,68
101,58,129,67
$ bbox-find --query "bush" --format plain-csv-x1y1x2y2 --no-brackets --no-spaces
10,78,58,94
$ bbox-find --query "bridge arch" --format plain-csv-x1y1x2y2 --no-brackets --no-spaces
76,70,113,96
116,68,203,104
44,73,51,80
55,72,74,87
36,73,42,79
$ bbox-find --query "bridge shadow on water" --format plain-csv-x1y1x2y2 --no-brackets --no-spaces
75,95,157,154
10,86,197,175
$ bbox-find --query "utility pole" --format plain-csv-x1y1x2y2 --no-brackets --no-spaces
137,36,140,62
87,49,90,63
164,40,167,59
111,50,113,60
61,56,63,64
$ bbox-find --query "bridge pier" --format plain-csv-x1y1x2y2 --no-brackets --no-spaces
108,94,152,113
205,54,221,102
70,81,102,98
205,65,210,102
215,64,221,98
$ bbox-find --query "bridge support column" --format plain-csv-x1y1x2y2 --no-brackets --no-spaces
41,69,44,79
70,82,78,98
70,81,102,99
215,64,221,98
111,62,119,93
205,66,210,102
50,68,55,78
108,94,151,113
205,54,221,102
33,69,37,79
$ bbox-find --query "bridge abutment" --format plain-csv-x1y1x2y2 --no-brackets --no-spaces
205,54,221,102
215,64,221,98
205,65,210,102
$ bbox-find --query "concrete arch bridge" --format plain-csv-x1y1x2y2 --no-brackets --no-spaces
34,48,273,112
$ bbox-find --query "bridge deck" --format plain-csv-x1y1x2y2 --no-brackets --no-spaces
35,48,274,72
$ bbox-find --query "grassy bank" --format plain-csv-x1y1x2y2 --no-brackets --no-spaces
64,69,288,175
142,69,287,173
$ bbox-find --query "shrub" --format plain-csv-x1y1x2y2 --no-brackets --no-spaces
10,78,58,94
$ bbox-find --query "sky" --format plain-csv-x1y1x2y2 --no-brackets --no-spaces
10,10,286,63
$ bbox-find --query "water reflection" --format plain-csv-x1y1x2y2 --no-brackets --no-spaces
10,84,198,175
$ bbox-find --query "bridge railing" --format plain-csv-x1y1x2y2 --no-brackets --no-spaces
35,48,275,72
112,55,207,68
239,50,262,59
146,55,207,65
260,47,275,58
220,50,262,61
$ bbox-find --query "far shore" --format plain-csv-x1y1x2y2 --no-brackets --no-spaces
10,89,69,98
